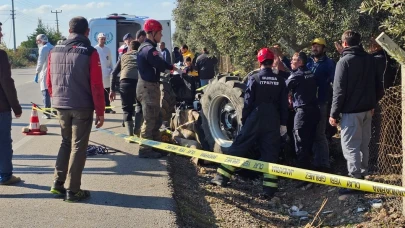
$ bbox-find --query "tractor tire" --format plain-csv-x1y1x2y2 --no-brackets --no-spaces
160,79,176,123
200,74,246,153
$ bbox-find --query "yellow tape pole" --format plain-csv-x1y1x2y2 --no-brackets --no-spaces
32,106,405,197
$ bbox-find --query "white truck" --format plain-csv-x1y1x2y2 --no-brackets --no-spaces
88,13,173,65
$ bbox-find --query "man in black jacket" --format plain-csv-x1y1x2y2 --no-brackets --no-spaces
195,48,218,86
329,30,384,194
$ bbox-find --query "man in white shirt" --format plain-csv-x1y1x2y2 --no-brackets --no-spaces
94,33,114,113
34,34,53,119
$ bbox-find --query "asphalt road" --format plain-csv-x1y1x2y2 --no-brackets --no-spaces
0,68,177,227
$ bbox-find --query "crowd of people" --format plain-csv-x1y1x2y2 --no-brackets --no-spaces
0,15,399,204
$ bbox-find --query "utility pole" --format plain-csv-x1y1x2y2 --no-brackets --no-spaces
11,0,16,51
51,10,62,34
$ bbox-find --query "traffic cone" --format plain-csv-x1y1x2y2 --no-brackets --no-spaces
22,104,47,135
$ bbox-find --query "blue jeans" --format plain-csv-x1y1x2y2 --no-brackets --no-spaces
0,111,13,183
200,79,210,87
42,89,51,117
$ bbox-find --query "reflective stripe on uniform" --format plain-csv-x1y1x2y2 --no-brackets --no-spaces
263,173,278,179
218,168,232,178
222,164,236,172
217,164,235,178
263,181,278,188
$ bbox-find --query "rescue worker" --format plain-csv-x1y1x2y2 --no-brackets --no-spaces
136,30,146,43
210,48,289,199
110,40,143,139
306,38,336,173
137,19,177,158
94,33,114,113
118,33,133,59
34,34,53,119
286,52,320,188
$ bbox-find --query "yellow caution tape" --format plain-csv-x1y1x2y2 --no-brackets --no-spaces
31,104,405,196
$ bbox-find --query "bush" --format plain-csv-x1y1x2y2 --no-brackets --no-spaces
1,44,36,68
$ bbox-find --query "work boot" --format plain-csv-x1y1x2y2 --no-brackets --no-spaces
65,190,91,202
295,180,313,190
139,149,164,159
260,187,277,200
210,174,229,187
0,175,21,185
50,180,66,196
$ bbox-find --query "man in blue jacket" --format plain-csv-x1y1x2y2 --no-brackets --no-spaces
307,38,336,173
287,52,319,188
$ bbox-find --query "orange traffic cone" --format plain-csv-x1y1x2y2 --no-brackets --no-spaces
22,104,47,135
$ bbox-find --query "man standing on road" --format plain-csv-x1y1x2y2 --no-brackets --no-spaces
329,30,383,195
94,33,114,114
286,52,319,188
34,34,54,119
47,16,105,202
307,38,336,173
0,22,23,185
137,19,176,159
211,48,288,199
159,42,171,64
195,47,218,86
136,30,146,44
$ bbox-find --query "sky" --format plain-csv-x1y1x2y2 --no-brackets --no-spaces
0,0,177,48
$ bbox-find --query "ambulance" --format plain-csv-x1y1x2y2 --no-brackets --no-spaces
88,13,172,65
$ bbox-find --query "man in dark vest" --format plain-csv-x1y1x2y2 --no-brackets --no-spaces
47,16,105,202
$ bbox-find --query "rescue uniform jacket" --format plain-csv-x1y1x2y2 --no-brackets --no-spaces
330,46,384,119
0,50,22,115
111,50,139,91
195,53,218,80
36,42,54,91
307,55,335,104
137,39,173,83
286,66,318,108
46,33,105,117
242,68,288,126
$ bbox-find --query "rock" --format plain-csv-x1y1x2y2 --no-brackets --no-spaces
282,204,289,208
340,219,345,223
299,204,304,209
344,209,351,215
339,195,349,201
271,197,281,205
390,213,400,220
357,207,366,213
371,202,383,209
328,187,335,192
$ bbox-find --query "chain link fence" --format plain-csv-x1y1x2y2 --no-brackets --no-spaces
369,85,402,212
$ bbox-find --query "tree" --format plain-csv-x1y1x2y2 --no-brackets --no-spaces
20,19,63,48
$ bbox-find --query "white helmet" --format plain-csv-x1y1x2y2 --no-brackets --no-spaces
97,33,106,38
36,34,48,43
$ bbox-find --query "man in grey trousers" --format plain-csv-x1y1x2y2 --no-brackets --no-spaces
329,30,384,195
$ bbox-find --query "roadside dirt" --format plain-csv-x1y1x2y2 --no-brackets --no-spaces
168,139,405,227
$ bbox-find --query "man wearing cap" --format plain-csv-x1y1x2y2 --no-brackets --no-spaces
137,19,177,158
118,33,133,59
211,48,288,200
306,38,336,173
35,34,54,119
287,52,320,188
94,33,114,114
136,30,146,43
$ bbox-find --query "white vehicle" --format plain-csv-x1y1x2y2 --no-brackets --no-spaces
89,13,172,65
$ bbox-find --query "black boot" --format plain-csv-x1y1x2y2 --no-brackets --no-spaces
210,174,229,187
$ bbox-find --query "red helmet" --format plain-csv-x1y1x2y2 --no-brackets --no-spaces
144,19,163,33
257,48,274,63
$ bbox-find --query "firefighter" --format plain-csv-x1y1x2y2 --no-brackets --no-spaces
210,48,289,199
136,19,177,158
286,52,320,188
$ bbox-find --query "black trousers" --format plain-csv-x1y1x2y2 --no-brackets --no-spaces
293,106,320,170
104,88,111,111
119,79,143,129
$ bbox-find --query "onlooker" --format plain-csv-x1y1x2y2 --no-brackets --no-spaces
0,22,23,185
172,47,183,64
110,40,143,139
34,34,54,119
307,38,336,173
181,44,195,63
195,47,218,86
47,16,105,202
369,37,398,89
136,30,146,43
118,33,133,59
159,42,171,64
329,30,384,194
94,32,114,113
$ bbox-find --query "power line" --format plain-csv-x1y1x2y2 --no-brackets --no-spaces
51,10,62,33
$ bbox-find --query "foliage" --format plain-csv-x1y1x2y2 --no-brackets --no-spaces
20,19,63,48
0,43,36,68
172,0,393,73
